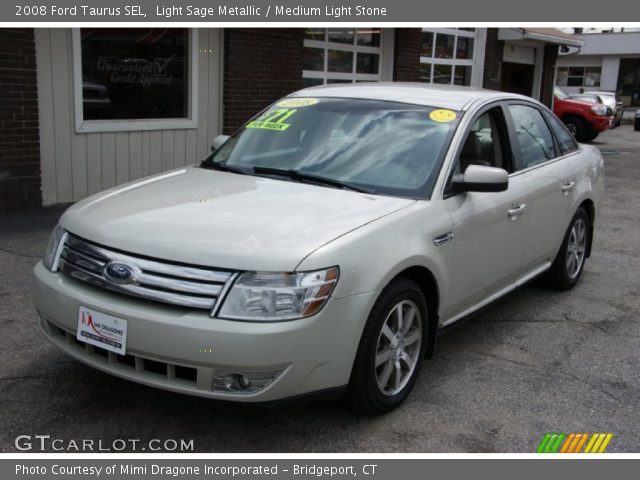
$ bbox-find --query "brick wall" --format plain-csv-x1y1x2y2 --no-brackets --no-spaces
393,29,422,82
0,28,41,210
540,44,558,108
483,28,504,91
223,29,305,135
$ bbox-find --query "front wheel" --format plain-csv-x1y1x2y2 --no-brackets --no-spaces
546,208,589,290
584,129,599,143
563,116,588,142
346,278,427,414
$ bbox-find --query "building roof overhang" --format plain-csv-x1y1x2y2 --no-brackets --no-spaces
498,28,585,48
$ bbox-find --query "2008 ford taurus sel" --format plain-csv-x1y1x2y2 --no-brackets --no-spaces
33,84,604,413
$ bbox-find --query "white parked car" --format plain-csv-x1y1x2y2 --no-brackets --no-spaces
583,91,623,127
33,84,604,413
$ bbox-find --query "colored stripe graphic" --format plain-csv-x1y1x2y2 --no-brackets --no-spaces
536,434,552,453
560,433,576,453
574,433,590,453
597,433,613,453
537,433,565,453
537,433,613,453
584,433,598,453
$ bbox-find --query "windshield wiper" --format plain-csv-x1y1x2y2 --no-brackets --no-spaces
200,161,248,175
252,167,377,194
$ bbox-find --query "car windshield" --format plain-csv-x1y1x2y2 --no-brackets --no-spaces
202,97,461,198
594,95,615,107
572,94,600,103
554,87,570,100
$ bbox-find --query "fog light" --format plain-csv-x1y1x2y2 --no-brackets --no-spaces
213,369,284,394
223,373,251,392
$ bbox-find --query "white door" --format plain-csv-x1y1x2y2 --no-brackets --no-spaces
442,105,530,314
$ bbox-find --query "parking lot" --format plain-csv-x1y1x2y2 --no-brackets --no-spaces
0,125,638,453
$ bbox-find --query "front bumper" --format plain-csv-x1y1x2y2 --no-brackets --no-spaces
32,262,375,402
614,109,623,124
591,115,613,132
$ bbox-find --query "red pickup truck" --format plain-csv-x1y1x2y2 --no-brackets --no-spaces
553,87,613,143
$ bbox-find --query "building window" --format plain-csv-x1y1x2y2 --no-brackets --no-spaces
419,28,476,86
72,28,198,132
556,66,602,87
303,28,383,86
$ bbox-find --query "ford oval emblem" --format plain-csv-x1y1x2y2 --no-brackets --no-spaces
104,261,140,285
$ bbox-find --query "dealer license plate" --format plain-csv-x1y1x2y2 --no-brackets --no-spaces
77,306,128,355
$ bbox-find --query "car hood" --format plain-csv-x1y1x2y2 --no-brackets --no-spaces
560,97,596,109
61,167,415,271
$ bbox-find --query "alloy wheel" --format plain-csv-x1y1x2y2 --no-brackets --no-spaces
375,300,422,396
566,218,587,280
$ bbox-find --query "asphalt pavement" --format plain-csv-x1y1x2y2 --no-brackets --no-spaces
0,125,638,452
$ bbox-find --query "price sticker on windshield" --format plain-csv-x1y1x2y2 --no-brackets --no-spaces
276,97,318,108
246,108,299,132
429,109,457,123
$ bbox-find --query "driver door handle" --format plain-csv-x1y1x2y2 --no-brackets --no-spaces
508,203,526,218
562,181,576,194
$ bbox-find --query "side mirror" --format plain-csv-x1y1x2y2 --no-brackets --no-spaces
450,165,509,194
211,135,230,152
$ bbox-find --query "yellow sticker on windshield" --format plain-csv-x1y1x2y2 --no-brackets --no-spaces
246,108,298,132
246,121,291,131
430,109,457,123
276,97,319,108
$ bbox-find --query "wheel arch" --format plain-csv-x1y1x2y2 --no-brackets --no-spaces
561,112,585,122
578,198,595,258
387,265,440,359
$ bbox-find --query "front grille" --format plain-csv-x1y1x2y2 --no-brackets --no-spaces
41,318,284,395
45,319,199,388
58,233,236,312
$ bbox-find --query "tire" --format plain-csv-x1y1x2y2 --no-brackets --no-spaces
346,277,428,414
563,116,588,142
546,208,590,290
635,119,640,131
584,129,599,143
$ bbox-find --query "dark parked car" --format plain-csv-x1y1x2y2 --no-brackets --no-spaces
635,109,640,131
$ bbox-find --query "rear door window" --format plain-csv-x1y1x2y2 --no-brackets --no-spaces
508,104,557,170
545,111,579,155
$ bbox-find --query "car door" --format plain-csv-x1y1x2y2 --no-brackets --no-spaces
505,102,579,272
442,103,530,315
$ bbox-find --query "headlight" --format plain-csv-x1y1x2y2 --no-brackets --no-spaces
42,223,66,272
218,267,339,321
590,105,607,116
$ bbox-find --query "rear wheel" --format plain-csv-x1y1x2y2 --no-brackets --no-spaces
547,208,589,290
563,116,588,142
346,278,427,414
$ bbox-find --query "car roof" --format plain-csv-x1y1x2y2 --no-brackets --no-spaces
289,82,534,111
